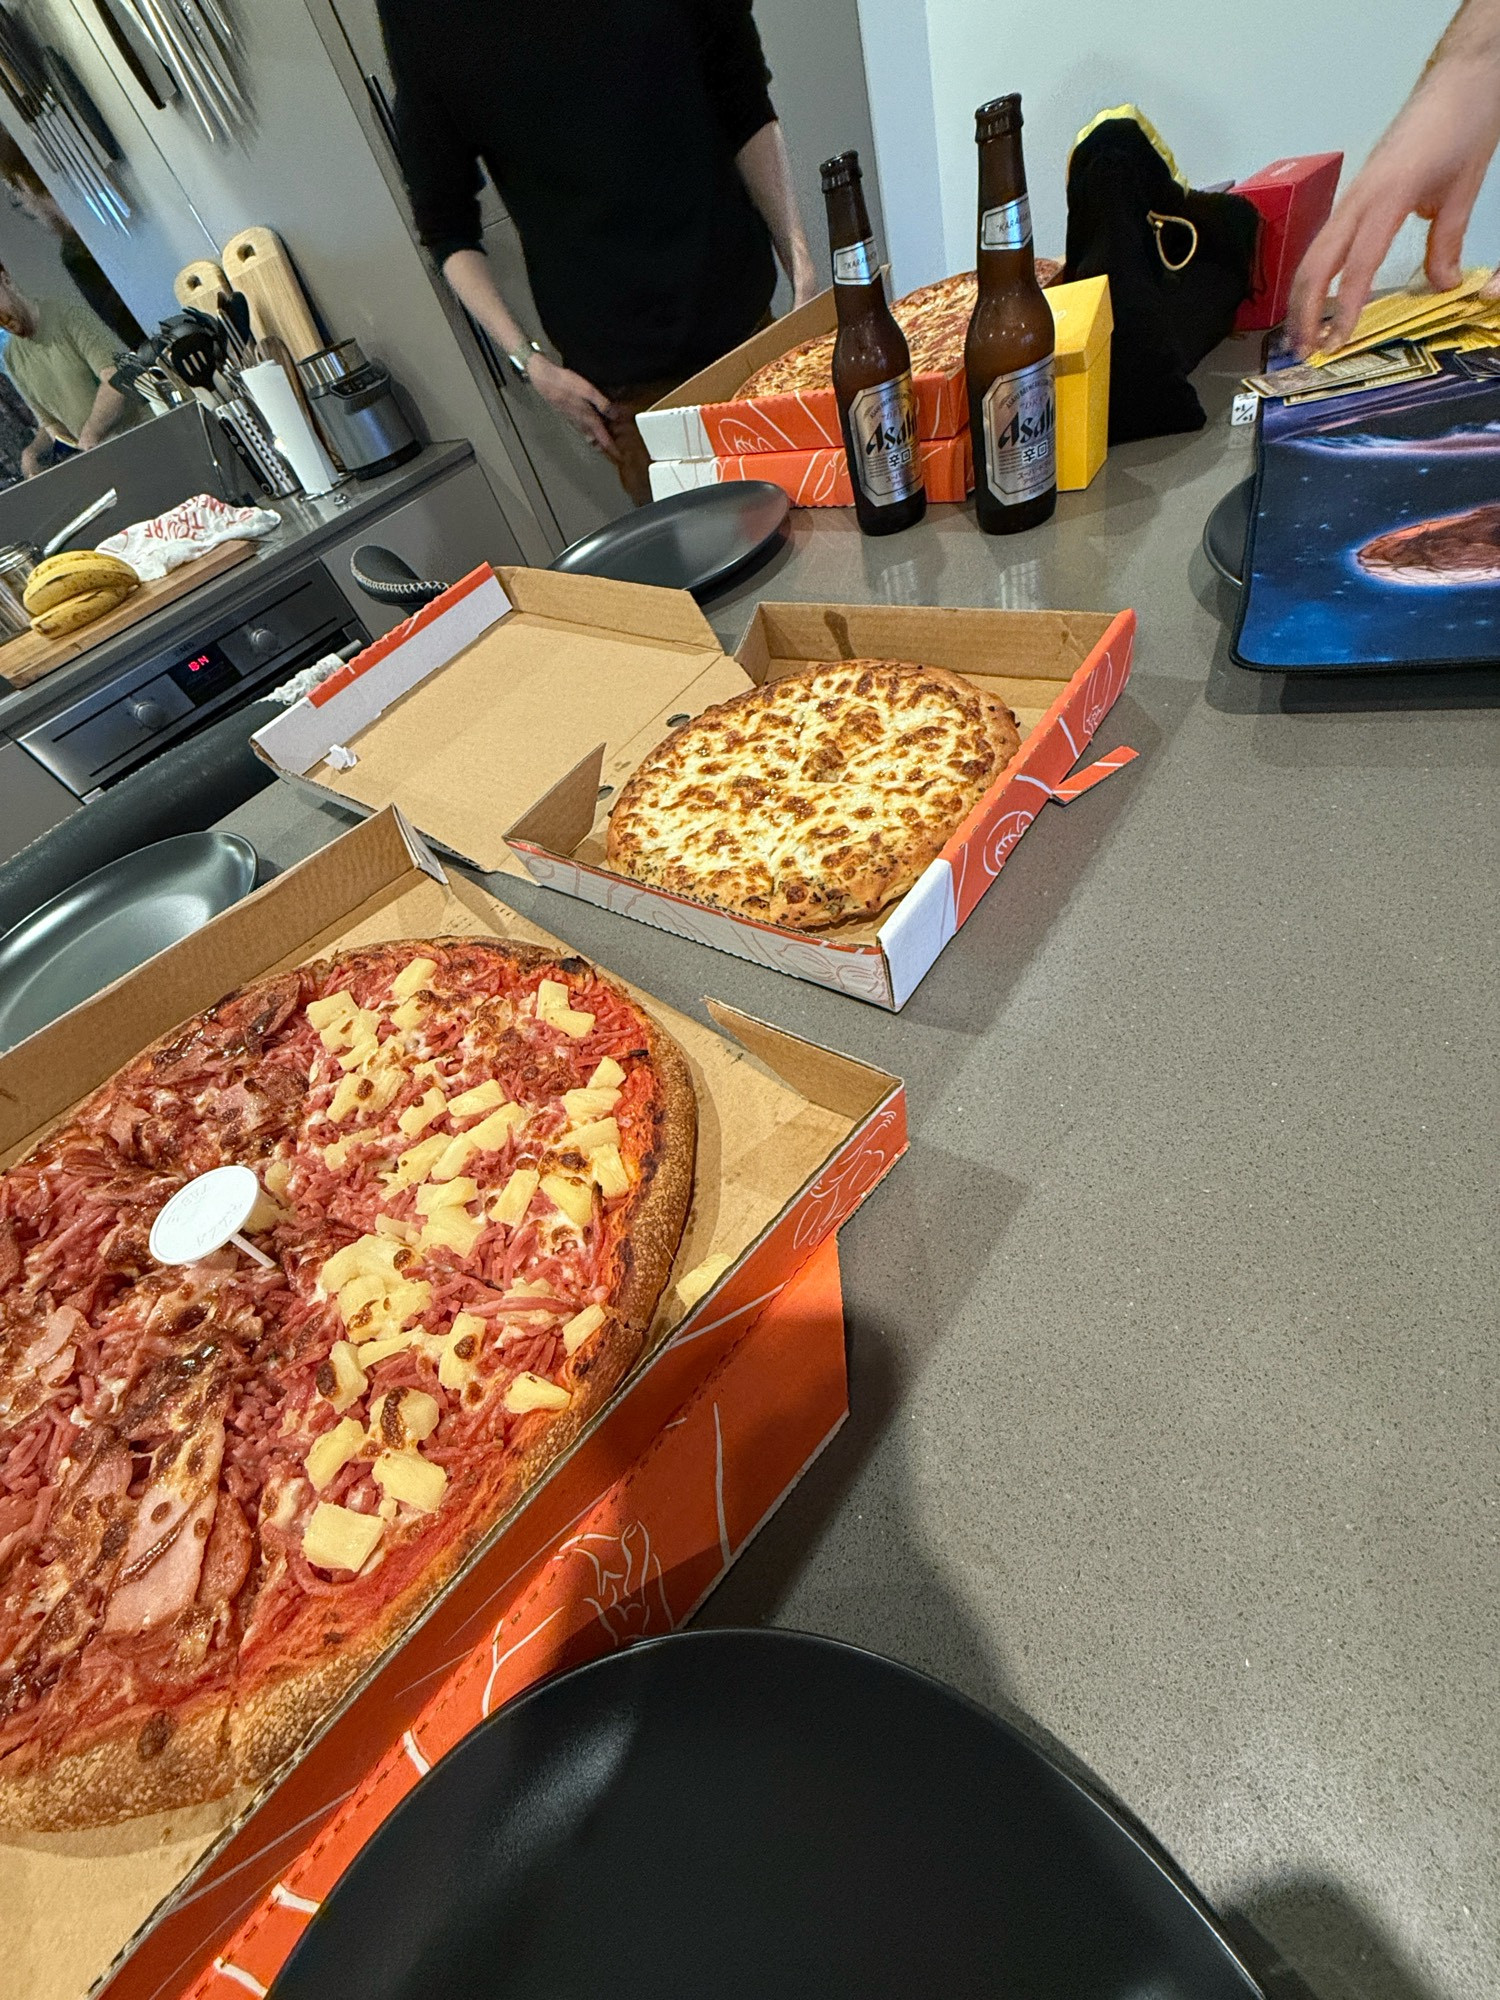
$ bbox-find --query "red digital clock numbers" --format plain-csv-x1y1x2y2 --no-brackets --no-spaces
166,640,239,706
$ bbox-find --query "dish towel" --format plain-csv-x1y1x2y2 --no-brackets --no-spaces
98,493,280,582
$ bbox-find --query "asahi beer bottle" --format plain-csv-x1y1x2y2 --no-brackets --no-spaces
820,151,926,536
966,95,1057,534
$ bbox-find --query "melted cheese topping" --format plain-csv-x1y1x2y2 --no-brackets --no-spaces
606,659,1019,930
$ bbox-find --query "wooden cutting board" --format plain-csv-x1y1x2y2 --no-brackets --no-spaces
174,259,228,312
220,227,323,362
0,540,257,689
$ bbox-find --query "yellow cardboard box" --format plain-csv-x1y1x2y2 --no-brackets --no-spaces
1048,276,1112,490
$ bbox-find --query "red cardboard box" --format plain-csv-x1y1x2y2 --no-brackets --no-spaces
1233,152,1342,330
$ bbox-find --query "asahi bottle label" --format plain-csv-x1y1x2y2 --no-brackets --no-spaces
979,195,1032,251
981,357,1055,505
848,375,921,505
833,237,878,285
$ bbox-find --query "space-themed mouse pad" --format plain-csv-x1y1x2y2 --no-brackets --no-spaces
1232,357,1500,672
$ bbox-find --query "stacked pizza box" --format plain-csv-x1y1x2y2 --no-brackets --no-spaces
636,263,1064,508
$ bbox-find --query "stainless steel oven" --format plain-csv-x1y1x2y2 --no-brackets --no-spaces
17,563,367,800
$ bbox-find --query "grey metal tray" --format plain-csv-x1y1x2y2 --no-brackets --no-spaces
1203,475,1252,588
0,830,257,1052
550,481,790,601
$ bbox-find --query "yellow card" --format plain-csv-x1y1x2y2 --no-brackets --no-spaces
1311,269,1493,362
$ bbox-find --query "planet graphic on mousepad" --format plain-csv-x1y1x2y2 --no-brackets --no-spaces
1233,358,1500,670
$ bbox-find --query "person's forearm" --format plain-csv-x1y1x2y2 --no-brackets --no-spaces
20,428,49,478
441,248,528,356
1426,0,1500,73
77,380,125,451
444,246,617,453
735,120,817,304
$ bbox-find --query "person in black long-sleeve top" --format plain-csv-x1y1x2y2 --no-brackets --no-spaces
378,0,816,504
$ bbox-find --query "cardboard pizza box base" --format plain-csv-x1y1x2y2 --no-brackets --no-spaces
508,598,1140,1010
185,1233,848,2000
0,808,903,2000
250,570,1138,1010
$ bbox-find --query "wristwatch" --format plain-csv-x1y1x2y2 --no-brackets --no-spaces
505,339,543,383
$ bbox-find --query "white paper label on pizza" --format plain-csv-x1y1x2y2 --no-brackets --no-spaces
981,357,1056,506
980,196,1032,252
833,237,878,285
150,1164,265,1264
846,375,921,506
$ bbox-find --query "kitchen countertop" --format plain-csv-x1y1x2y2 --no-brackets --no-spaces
218,335,1498,2000
0,440,474,739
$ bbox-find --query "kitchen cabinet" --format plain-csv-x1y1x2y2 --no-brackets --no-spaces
0,738,81,865
318,459,517,636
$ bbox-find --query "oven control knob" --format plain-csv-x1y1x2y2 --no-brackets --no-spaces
129,696,167,730
245,625,277,656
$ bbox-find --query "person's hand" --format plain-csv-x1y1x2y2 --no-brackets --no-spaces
526,353,619,457
1288,56,1500,355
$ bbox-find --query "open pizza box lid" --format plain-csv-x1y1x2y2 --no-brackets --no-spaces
254,569,1139,1011
252,564,747,883
0,805,906,2000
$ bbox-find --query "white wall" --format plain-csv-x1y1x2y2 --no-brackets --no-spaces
855,0,947,291
859,0,1499,295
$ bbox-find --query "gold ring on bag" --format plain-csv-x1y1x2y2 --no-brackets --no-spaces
1147,210,1199,272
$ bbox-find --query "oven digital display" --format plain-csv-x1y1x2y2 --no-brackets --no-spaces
167,641,240,706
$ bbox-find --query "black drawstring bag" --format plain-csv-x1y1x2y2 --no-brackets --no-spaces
1064,111,1258,443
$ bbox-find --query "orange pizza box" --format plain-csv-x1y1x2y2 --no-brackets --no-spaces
646,431,972,508
250,567,1138,1010
635,261,1064,465
177,1235,848,2000
0,808,904,2000
634,282,968,460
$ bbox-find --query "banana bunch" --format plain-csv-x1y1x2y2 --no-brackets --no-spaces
24,549,140,638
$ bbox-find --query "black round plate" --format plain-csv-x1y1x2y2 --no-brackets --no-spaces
0,831,257,1052
1204,475,1254,588
550,481,790,602
271,1629,1261,2000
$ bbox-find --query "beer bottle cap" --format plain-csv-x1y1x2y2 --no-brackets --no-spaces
975,94,1022,141
820,150,862,191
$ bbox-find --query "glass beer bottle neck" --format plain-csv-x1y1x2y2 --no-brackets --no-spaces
976,132,1033,270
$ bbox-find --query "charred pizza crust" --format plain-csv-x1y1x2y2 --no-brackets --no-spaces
606,659,1020,930
0,1689,234,1833
0,940,695,1829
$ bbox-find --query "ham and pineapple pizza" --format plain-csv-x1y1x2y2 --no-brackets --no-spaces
606,659,1020,930
0,939,694,1828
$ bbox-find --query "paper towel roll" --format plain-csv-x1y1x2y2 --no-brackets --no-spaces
240,361,341,497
